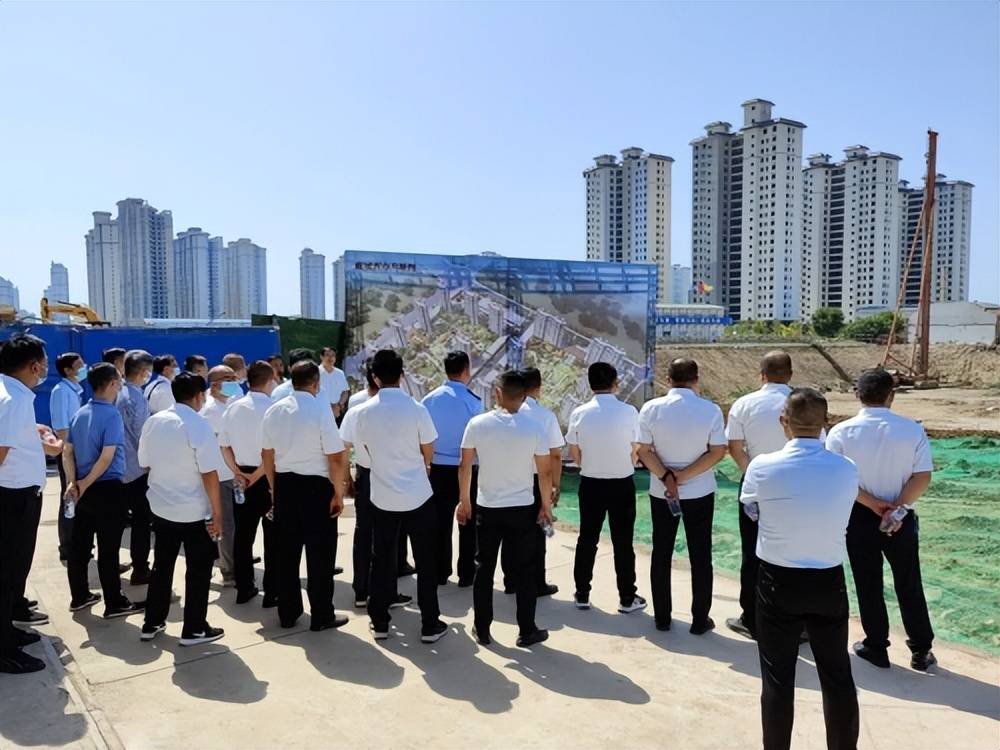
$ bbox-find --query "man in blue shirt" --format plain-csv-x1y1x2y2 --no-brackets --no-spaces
117,350,154,583
50,351,85,561
421,351,483,586
63,363,143,619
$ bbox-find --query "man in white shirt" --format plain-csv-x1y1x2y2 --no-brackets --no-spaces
137,372,226,647
421,350,483,587
50,351,85,562
270,348,315,402
219,361,277,607
267,354,286,386
352,349,447,644
319,347,350,420
200,365,241,586
0,334,61,674
827,368,936,672
261,360,348,632
566,362,645,613
637,358,727,633
144,354,177,414
725,351,793,640
507,367,563,597
459,369,553,648
740,388,859,750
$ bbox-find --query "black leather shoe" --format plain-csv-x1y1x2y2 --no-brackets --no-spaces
726,616,754,640
397,563,417,577
310,615,349,632
537,583,558,597
129,569,151,586
472,626,492,646
690,617,716,635
333,566,344,575
516,629,549,648
0,649,45,674
911,650,937,671
262,595,279,609
853,641,890,668
457,578,474,588
655,619,672,632
13,629,41,647
235,587,260,605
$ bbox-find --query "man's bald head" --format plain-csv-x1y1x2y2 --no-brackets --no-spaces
760,350,792,384
207,365,236,384
781,387,827,438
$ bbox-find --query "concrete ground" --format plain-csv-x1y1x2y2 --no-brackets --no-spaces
2,476,998,750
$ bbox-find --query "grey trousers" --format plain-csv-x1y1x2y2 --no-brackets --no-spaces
218,480,236,580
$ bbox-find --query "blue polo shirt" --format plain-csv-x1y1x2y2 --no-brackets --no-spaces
68,398,126,482
421,380,483,465
50,377,84,432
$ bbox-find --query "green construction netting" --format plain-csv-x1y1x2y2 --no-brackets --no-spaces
555,437,1000,654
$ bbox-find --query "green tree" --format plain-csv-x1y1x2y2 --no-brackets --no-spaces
811,307,845,338
841,312,905,342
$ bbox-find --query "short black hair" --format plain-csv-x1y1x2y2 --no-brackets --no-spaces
247,360,274,388
371,349,403,385
784,387,828,431
444,351,470,377
184,354,207,372
171,371,206,403
288,348,316,367
268,353,284,364
588,362,617,391
520,367,542,390
320,346,336,356
668,358,698,385
87,362,119,393
153,354,176,375
0,334,47,375
856,368,895,405
124,349,153,378
102,347,126,365
498,369,528,400
364,357,377,390
291,360,320,389
56,352,82,378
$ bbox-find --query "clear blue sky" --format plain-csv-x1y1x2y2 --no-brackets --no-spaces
1,1,997,316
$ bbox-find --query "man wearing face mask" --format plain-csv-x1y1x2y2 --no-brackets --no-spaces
223,353,249,395
62,363,144,619
200,365,241,587
117,350,154,583
50,351,86,563
1,334,63,673
137,372,226,646
145,355,177,414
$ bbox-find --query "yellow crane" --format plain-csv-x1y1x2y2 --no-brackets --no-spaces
39,297,109,326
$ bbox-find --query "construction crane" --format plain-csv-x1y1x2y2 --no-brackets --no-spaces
39,297,109,326
881,129,938,387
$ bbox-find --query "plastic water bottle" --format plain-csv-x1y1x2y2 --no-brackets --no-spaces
64,498,76,519
879,506,908,533
540,517,556,538
233,484,246,505
666,495,682,517
205,516,221,542
265,506,274,521
744,502,759,522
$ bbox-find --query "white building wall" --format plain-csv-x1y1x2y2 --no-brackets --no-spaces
115,198,174,321
221,238,267,318
299,248,326,318
85,211,124,324
0,276,19,310
670,264,692,303
332,256,346,321
44,262,71,321
173,228,221,320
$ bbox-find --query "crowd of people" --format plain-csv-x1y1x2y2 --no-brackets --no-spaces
0,332,939,749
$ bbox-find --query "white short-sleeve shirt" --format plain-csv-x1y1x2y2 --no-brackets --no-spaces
520,397,564,475
826,407,933,509
261,391,344,479
565,394,639,479
138,403,226,523
638,388,727,499
0,374,47,489
218,391,273,468
145,375,176,414
271,379,294,402
352,388,437,512
320,366,349,406
740,438,858,568
347,389,370,410
461,409,548,508
725,383,792,460
338,394,374,469
199,395,235,481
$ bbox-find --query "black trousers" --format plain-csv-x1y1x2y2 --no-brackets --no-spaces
738,493,760,634
145,513,218,636
274,472,338,625
573,476,638,601
57,456,74,561
67,480,127,606
502,477,546,591
352,467,403,600
368,498,439,629
429,464,478,584
846,504,934,653
475,503,539,636
649,493,714,626
0,486,42,653
234,466,276,600
125,474,151,573
756,561,859,750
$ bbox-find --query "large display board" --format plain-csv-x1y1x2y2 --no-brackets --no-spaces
343,251,656,428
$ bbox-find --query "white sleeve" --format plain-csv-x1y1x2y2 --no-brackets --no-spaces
546,412,565,450
192,420,225,474
319,404,345,455
725,400,746,441
137,418,152,469
637,403,654,444
629,407,640,442
709,406,727,446
825,425,844,455
912,430,933,473
740,458,762,505
564,410,581,447
417,404,438,444
460,420,477,450
533,425,549,457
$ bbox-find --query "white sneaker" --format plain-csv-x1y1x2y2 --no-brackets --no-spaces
618,595,648,614
370,623,389,641
573,593,591,610
179,626,224,646
140,623,166,641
